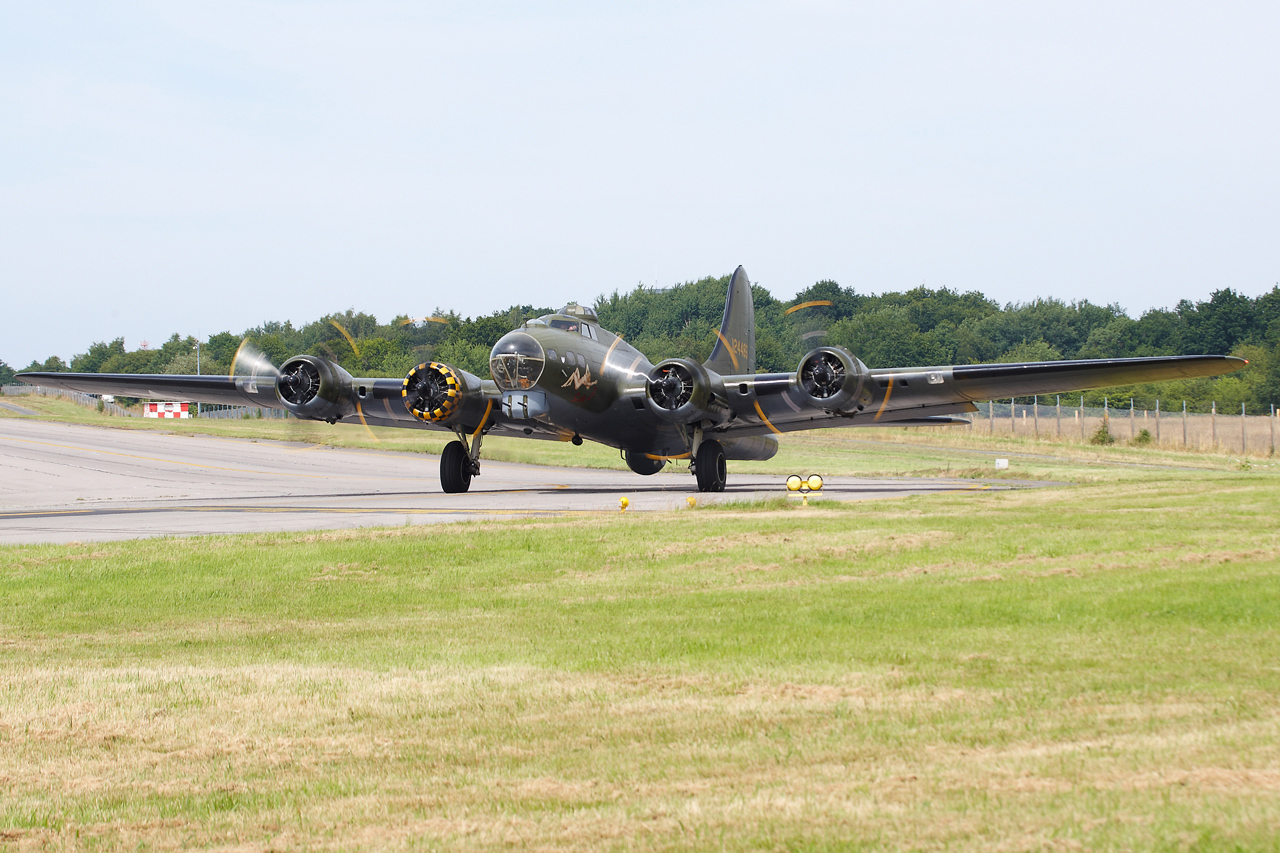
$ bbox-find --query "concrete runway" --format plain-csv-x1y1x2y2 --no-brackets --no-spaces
0,418,1015,544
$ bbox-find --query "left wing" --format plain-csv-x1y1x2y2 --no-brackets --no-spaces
715,353,1246,438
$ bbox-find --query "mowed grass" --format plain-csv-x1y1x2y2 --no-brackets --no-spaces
2,435,1279,849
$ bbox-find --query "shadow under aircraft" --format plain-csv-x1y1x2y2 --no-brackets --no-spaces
22,267,1246,493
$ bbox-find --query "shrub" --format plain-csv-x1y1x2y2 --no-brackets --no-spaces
1132,428,1153,446
1090,421,1116,445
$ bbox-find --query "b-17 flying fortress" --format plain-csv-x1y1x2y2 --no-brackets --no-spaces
22,267,1245,494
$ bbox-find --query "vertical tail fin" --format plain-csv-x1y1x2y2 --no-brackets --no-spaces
704,265,755,375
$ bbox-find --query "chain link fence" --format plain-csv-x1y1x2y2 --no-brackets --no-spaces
2,385,288,421
2,384,135,417
973,398,1279,456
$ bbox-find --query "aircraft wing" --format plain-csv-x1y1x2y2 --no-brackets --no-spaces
15,372,284,407
14,369,571,440
724,354,1246,437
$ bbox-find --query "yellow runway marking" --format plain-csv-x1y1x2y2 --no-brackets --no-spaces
283,443,328,454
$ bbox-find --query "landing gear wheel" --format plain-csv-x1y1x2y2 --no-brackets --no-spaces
694,439,727,493
440,440,473,494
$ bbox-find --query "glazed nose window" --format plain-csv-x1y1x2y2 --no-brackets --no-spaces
489,332,546,391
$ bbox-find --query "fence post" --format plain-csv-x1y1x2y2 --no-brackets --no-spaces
1212,401,1217,447
1010,398,1016,434
1130,398,1135,439
989,400,994,434
1242,403,1247,455
1183,400,1187,447
1034,396,1039,438
1155,398,1160,443
1080,395,1085,441
1272,404,1276,456
1056,395,1061,438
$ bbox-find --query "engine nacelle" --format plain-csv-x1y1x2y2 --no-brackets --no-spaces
402,361,472,424
795,346,871,412
645,358,723,424
276,355,357,422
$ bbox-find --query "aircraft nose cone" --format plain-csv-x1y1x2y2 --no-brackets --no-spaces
490,332,546,392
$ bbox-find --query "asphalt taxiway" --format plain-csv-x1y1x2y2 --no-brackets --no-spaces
0,418,1021,544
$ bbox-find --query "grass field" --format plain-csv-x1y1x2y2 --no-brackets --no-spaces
2,403,1280,849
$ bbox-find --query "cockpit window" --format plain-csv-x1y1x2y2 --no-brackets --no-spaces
560,304,599,322
549,318,579,333
489,332,545,391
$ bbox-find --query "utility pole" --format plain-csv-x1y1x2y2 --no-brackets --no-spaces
1242,403,1247,455
193,342,201,416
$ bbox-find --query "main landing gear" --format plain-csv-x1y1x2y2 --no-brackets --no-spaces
692,438,726,493
440,428,484,494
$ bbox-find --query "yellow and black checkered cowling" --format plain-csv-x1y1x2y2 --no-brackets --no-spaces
402,362,463,422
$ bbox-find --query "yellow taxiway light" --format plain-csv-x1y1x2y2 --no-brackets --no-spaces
786,474,825,506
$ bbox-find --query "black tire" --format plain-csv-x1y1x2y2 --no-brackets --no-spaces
694,439,727,493
440,440,472,494
625,450,666,476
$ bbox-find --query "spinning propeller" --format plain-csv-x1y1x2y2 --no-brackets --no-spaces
648,362,695,411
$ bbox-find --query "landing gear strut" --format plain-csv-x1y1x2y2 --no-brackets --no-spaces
440,428,484,494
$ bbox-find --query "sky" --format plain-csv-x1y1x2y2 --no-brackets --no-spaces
2,1,1279,367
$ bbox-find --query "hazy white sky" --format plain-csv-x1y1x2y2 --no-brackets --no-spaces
3,1,1278,366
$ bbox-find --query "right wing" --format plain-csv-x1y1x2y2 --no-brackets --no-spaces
16,372,283,407
16,369,575,441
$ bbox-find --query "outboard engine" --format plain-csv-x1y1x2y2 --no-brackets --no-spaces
795,346,872,413
276,355,357,422
645,358,726,424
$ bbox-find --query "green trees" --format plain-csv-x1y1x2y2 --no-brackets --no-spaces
7,279,1277,412
20,355,69,373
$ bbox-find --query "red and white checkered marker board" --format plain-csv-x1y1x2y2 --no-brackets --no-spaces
143,402,190,418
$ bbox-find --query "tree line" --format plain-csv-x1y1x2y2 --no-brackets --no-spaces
5,278,1278,414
